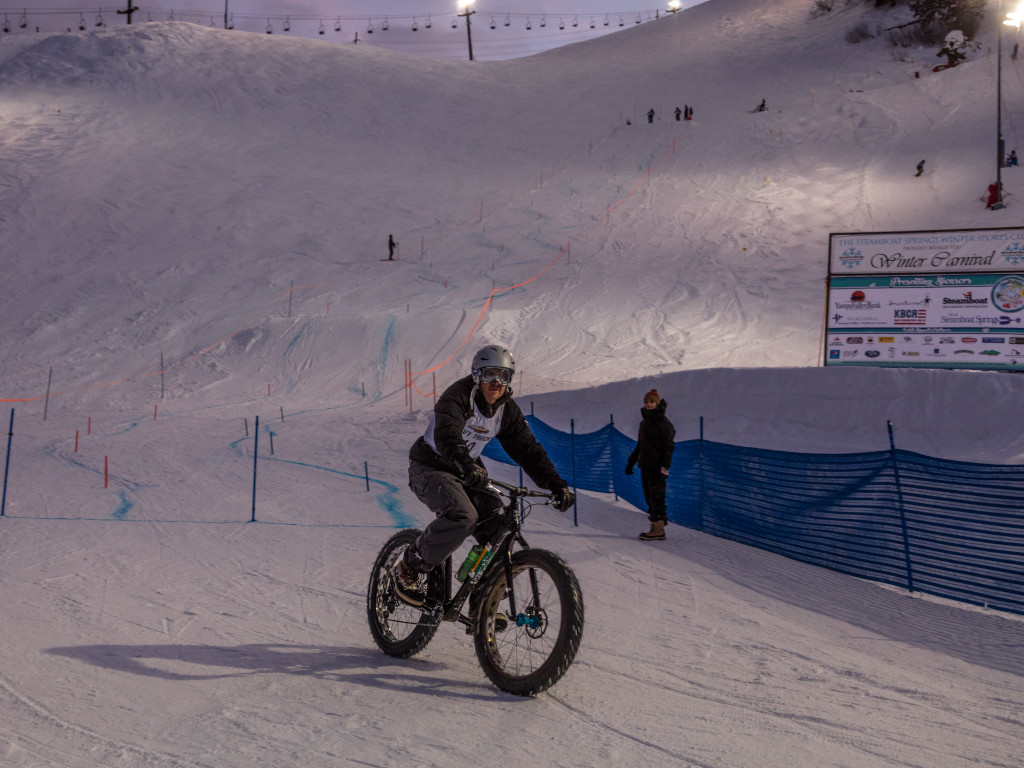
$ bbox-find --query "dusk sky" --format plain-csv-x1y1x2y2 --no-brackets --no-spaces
4,1,708,59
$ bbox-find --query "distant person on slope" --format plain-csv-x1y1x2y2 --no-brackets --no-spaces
392,345,575,606
648,108,655,123
387,234,397,260
916,160,925,177
625,388,676,541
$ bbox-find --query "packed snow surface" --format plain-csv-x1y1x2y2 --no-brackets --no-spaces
0,0,1021,765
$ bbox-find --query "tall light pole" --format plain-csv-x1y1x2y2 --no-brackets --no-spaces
995,2,1024,209
667,1,682,13
995,0,1007,208
457,0,475,61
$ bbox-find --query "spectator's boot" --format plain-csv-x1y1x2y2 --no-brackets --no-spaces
639,520,666,541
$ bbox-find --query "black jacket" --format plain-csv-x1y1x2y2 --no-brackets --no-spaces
409,375,567,491
627,399,676,470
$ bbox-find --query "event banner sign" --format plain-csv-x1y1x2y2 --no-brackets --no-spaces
826,228,1024,370
829,227,1024,276
825,273,1024,369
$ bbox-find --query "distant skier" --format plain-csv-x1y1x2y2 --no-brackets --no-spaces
647,108,655,124
674,106,682,121
755,98,767,113
387,234,397,260
915,160,925,177
1008,150,1018,167
685,105,693,120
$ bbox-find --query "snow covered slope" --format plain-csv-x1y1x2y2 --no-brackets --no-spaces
0,1,1020,765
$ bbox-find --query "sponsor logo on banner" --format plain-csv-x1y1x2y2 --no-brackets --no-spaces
834,290,881,310
982,336,1006,343
865,350,880,358
942,291,988,306
992,275,1024,311
894,308,926,325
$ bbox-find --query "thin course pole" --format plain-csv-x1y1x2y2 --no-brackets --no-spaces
43,367,52,421
1,409,13,517
251,415,260,522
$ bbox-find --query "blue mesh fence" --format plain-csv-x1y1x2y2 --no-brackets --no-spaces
483,417,1024,616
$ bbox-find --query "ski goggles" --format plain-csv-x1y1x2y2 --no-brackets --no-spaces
478,367,512,385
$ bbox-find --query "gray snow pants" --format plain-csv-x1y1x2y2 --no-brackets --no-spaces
404,459,504,573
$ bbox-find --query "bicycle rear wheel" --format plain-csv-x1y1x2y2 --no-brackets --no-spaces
366,529,442,658
473,549,584,696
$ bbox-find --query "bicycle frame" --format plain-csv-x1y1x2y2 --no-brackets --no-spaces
424,479,553,630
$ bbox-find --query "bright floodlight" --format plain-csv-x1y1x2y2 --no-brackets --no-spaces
668,1,682,10
1007,4,1024,27
458,0,474,9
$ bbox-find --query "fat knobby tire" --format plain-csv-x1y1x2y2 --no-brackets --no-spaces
366,529,442,658
473,548,584,696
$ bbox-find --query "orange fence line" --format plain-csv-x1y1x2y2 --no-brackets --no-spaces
409,127,687,388
410,242,568,380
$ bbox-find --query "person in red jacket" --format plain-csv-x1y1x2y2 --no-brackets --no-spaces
625,389,676,541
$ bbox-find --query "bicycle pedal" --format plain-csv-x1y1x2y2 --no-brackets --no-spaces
419,598,443,621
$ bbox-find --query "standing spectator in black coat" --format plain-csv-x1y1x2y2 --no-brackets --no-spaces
625,389,676,540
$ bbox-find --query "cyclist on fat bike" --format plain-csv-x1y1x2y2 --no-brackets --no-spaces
392,344,575,606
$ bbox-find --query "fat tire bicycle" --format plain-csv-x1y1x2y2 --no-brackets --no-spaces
366,478,584,696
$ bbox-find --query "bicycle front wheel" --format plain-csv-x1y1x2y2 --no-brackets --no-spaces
473,549,584,696
366,529,442,658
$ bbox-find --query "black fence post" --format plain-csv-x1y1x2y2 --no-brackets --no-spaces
570,418,578,526
610,414,618,502
888,420,915,593
698,416,706,531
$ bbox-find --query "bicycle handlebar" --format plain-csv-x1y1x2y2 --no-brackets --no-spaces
484,477,555,500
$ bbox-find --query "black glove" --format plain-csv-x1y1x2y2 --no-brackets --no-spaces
461,461,489,490
551,486,575,512
625,462,635,475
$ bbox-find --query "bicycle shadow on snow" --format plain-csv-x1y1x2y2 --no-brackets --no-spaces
43,643,513,701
